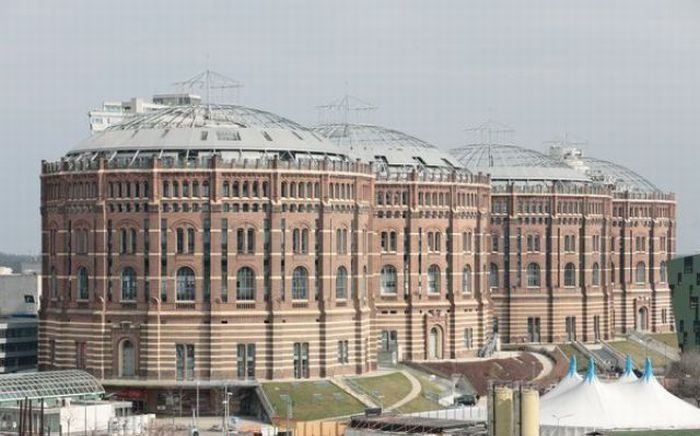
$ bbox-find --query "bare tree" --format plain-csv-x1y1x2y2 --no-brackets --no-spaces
671,352,700,406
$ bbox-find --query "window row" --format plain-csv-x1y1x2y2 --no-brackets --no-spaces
162,180,210,198
222,180,269,198
108,181,149,199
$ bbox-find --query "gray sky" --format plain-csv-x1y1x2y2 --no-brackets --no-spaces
1,0,699,255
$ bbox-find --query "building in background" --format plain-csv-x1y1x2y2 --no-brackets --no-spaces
88,93,201,132
669,254,700,352
0,264,41,374
39,100,675,412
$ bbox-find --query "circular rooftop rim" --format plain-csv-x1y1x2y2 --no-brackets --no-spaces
450,143,591,182
67,104,347,159
313,123,464,171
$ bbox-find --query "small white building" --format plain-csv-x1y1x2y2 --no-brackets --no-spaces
88,93,201,132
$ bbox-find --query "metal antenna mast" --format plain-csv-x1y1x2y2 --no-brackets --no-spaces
172,70,243,106
316,94,377,125
465,120,515,168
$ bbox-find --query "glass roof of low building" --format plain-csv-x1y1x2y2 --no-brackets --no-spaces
314,124,463,170
0,370,105,402
450,143,590,182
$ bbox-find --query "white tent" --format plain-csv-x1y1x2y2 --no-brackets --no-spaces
616,355,638,384
541,355,582,401
540,357,700,433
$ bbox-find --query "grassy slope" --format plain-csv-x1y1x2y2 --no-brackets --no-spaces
650,332,679,349
349,372,412,408
397,369,447,413
608,339,671,368
557,344,589,372
262,380,364,421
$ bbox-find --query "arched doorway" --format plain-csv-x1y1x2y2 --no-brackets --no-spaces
428,326,443,360
637,307,649,331
119,339,136,377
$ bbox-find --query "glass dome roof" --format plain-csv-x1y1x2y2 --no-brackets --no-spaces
450,143,590,182
578,156,660,193
313,124,463,170
67,104,346,160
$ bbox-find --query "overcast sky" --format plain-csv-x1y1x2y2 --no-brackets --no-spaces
1,0,699,255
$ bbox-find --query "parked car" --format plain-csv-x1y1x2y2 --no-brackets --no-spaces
454,394,478,406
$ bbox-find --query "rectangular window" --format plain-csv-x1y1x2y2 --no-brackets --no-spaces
176,344,195,381
237,343,256,379
187,228,195,254
293,342,310,379
237,228,245,254
464,328,473,349
176,228,184,254
338,340,349,364
76,341,87,370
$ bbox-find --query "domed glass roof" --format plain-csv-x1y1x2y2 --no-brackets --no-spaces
313,124,462,170
450,144,590,182
578,156,659,193
67,104,346,159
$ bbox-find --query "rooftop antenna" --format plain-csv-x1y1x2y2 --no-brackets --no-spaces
544,131,588,151
172,70,243,109
316,94,377,125
465,120,515,168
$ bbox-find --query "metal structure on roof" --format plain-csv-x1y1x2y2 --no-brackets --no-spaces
580,156,660,193
0,370,105,402
450,143,590,182
67,104,347,160
314,123,464,171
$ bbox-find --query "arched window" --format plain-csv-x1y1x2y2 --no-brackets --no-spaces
380,265,397,295
489,263,499,288
462,265,472,294
660,261,667,283
176,267,196,301
236,267,255,301
564,263,576,287
427,265,440,294
635,261,646,284
119,339,135,377
77,267,89,300
592,263,600,286
121,267,137,301
336,266,348,300
527,263,541,287
292,267,308,300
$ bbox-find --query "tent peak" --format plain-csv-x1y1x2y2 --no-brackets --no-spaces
624,355,634,375
585,357,597,383
642,357,654,382
567,355,578,377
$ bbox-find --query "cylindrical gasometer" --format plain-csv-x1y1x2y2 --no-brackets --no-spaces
493,386,513,436
520,387,540,436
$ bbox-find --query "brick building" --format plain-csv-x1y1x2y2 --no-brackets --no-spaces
39,103,675,411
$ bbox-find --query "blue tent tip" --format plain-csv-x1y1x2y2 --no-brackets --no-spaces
568,355,578,377
585,357,597,382
624,355,634,375
643,357,654,381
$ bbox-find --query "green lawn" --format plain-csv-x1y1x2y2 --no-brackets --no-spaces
262,380,364,421
608,339,671,368
397,370,447,413
348,372,412,409
557,344,589,372
651,332,680,349
611,430,700,436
